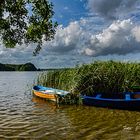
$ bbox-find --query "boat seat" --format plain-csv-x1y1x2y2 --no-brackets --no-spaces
96,94,101,99
125,94,131,100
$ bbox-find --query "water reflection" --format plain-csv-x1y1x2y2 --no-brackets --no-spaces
32,96,58,112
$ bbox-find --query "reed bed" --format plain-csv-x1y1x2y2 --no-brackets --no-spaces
37,61,140,97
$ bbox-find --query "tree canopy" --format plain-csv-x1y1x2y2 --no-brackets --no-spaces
0,0,58,55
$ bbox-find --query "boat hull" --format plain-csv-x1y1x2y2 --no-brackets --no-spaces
81,95,140,111
33,90,57,102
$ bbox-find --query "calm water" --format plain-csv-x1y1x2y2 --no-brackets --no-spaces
1,72,140,140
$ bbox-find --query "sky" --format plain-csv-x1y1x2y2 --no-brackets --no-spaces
0,0,140,68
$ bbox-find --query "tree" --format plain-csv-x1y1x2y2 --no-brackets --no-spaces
0,0,58,55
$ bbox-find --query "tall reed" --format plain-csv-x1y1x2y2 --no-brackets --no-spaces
36,61,140,96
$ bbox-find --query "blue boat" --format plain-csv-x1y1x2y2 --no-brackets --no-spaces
81,92,140,110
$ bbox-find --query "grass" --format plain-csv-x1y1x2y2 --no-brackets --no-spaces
36,61,140,97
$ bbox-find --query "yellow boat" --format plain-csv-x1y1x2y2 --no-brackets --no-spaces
32,85,70,102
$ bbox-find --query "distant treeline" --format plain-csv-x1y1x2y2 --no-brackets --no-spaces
0,63,37,71
40,68,74,71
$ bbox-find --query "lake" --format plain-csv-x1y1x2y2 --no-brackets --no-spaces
0,72,140,140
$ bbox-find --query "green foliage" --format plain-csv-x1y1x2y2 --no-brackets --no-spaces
19,63,37,71
0,0,57,54
0,62,37,71
37,61,140,96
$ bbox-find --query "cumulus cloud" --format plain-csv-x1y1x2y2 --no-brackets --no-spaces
83,19,140,56
87,0,140,19
42,21,83,54
42,19,140,57
132,26,140,42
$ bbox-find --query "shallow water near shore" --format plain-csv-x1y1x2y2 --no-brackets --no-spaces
1,72,140,140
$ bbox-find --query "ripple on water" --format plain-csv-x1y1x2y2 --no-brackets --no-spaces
1,72,140,139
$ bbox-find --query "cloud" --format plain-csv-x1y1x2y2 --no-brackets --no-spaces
42,19,140,57
83,19,140,56
42,21,83,54
87,0,140,19
132,26,140,42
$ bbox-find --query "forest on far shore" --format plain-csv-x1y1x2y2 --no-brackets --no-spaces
0,63,37,71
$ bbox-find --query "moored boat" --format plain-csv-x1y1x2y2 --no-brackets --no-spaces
81,92,140,110
32,85,70,102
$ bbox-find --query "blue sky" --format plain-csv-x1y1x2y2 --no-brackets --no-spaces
0,0,140,68
50,0,88,26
